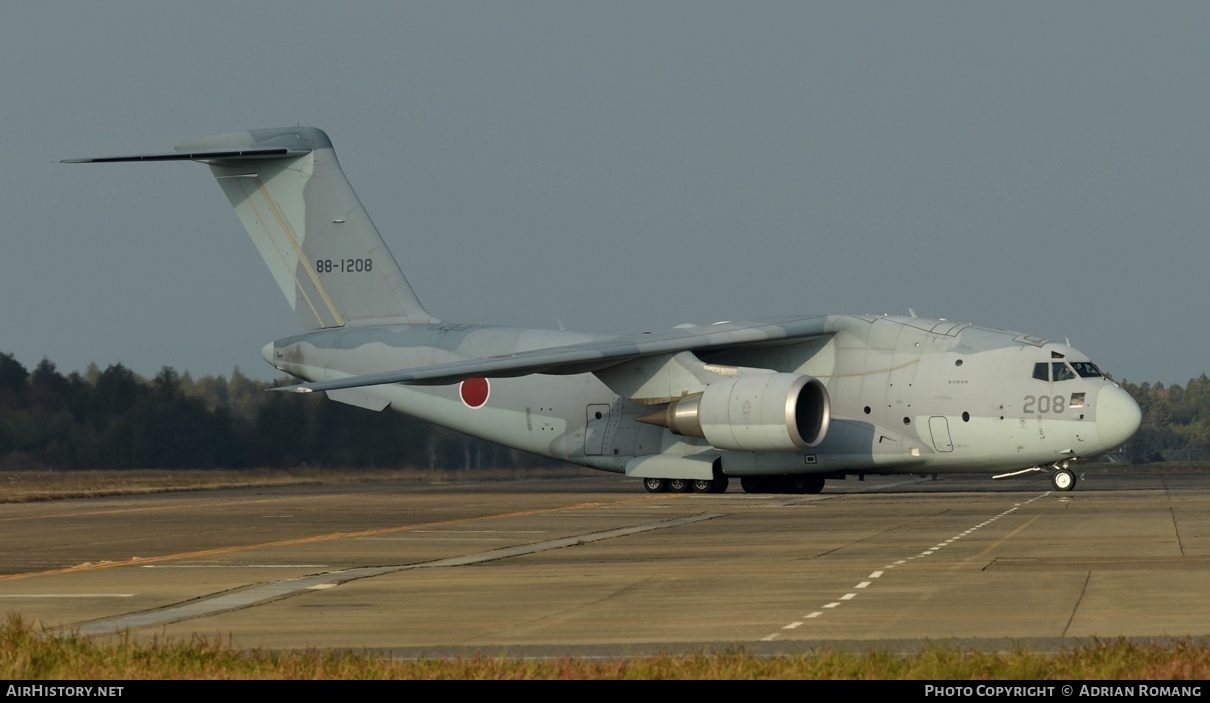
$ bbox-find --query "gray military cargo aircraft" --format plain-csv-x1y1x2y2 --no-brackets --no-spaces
66,127,1142,494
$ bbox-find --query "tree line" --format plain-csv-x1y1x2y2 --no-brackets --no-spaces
1,351,1206,470
1118,375,1210,463
0,353,555,472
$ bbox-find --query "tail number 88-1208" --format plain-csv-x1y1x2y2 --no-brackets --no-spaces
316,258,372,273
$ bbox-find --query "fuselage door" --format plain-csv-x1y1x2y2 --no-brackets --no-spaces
929,416,954,452
585,404,611,455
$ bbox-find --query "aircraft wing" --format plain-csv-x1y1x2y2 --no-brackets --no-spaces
277,315,832,394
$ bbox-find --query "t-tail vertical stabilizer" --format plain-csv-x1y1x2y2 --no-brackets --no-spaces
64,127,436,331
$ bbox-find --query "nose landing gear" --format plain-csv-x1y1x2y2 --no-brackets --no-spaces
1051,467,1076,491
993,460,1079,491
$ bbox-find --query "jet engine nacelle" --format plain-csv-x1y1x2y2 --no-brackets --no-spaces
641,373,831,452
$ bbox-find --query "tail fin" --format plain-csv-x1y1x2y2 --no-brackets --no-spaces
65,127,435,330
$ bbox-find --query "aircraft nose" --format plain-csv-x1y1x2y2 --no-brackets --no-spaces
1095,385,1142,452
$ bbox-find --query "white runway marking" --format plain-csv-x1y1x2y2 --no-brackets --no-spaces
764,491,1051,640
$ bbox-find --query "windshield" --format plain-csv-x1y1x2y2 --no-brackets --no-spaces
1033,361,1100,382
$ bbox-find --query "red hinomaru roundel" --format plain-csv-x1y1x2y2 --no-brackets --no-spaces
459,378,490,408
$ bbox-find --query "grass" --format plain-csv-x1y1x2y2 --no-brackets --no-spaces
2,615,1208,679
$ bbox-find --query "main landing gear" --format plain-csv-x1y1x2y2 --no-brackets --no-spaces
643,476,730,493
643,474,821,494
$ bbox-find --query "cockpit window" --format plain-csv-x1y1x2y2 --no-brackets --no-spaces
1033,360,1103,382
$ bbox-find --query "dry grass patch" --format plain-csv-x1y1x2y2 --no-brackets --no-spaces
3,615,1209,679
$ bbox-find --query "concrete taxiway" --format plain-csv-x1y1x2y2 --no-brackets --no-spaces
2,469,1208,656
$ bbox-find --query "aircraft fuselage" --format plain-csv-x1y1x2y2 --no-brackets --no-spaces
265,313,1139,486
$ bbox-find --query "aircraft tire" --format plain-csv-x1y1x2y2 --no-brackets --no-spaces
1051,469,1076,492
691,479,714,493
786,477,809,494
711,476,730,493
668,478,691,493
740,476,762,493
804,476,825,494
643,477,667,493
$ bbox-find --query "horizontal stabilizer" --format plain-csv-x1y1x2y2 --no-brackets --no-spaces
61,147,310,164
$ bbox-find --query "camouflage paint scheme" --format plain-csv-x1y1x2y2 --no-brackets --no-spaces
66,127,1142,494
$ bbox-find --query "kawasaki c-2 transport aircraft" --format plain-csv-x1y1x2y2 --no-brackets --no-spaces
66,127,1142,494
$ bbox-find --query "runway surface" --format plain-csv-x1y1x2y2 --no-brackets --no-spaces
2,468,1208,657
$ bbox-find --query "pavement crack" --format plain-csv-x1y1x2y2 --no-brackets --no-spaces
1062,571,1091,638
1171,507,1186,557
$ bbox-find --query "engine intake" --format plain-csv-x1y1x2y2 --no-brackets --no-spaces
638,373,830,452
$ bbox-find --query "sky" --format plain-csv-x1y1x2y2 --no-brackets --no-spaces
2,2,1207,385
